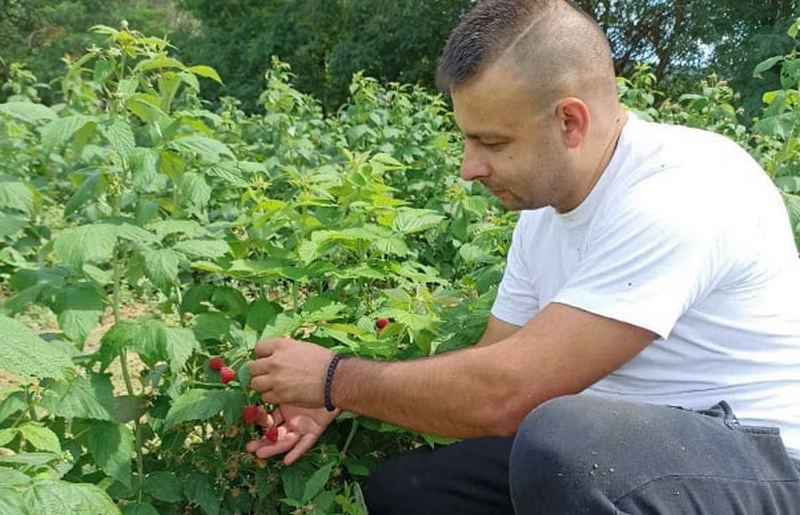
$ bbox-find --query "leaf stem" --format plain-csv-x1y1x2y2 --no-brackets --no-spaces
341,416,359,458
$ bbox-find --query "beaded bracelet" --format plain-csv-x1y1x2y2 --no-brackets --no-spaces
324,353,348,412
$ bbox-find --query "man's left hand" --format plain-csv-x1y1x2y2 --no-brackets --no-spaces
249,337,335,408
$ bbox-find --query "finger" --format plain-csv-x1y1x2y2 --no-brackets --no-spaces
249,374,272,394
245,425,293,455
255,427,298,460
284,433,319,466
248,358,271,378
254,338,285,359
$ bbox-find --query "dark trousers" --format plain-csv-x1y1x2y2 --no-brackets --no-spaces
363,395,800,514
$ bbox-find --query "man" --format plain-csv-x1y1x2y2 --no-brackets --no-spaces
246,0,800,513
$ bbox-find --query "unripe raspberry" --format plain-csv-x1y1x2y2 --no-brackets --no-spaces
242,405,263,424
209,356,225,371
220,366,235,384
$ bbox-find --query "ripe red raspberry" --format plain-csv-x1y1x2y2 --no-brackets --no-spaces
264,426,279,443
219,366,235,384
209,356,225,371
242,405,263,424
375,318,390,330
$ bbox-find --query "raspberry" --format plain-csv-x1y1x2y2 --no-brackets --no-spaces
264,426,279,443
209,356,225,371
242,405,263,424
255,458,268,469
219,366,235,384
375,318,390,330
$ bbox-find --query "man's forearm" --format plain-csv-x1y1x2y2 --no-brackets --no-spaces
330,345,521,438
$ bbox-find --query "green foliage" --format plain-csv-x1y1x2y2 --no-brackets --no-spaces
0,19,798,515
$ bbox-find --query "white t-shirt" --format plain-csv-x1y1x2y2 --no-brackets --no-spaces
491,113,800,460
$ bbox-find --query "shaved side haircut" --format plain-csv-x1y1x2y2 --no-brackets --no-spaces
437,0,616,106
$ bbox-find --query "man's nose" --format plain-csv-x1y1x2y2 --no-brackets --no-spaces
460,141,490,181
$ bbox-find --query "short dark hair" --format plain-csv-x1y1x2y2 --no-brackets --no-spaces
436,0,611,98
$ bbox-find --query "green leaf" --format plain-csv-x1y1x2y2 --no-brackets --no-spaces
181,172,212,211
40,115,95,153
183,473,220,515
147,219,205,240
40,374,116,421
53,224,119,267
753,56,784,78
143,471,182,502
173,239,231,259
246,299,279,332
192,312,231,342
129,147,161,192
164,327,199,373
0,486,26,513
16,424,61,454
188,65,223,83
84,421,134,488
51,284,104,344
0,316,74,380
99,318,169,368
100,118,136,159
0,101,57,124
0,177,34,215
392,210,445,234
302,461,335,503
0,391,27,424
122,502,159,515
114,395,147,424
0,467,32,486
164,389,245,430
142,249,180,290
23,480,121,514
0,213,26,238
65,171,104,216
169,136,234,163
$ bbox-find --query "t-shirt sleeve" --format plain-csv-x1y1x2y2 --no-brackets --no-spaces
491,215,539,326
552,176,731,340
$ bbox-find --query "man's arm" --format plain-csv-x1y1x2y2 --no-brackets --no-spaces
474,314,522,347
332,302,656,438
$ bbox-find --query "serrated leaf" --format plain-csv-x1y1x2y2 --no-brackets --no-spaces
0,316,73,379
99,318,168,369
188,65,223,83
23,480,121,514
129,147,160,192
0,486,26,513
181,172,212,211
85,421,134,488
146,219,205,241
64,171,104,216
0,101,57,124
123,502,159,515
169,136,233,163
192,312,231,341
392,210,445,234
0,177,34,214
0,391,27,424
16,424,61,454
0,467,32,486
142,249,180,290
164,327,199,373
302,461,334,503
0,213,26,238
183,473,220,515
172,239,231,259
51,284,104,344
143,471,182,502
53,224,119,267
164,389,246,430
40,115,95,153
100,118,135,158
40,374,115,421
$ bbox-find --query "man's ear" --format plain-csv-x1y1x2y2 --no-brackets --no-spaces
555,98,590,149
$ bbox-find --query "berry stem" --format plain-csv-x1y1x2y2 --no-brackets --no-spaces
341,416,359,459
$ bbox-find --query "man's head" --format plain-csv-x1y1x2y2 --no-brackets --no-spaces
437,0,624,212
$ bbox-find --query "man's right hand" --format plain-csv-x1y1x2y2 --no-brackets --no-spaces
244,404,339,465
